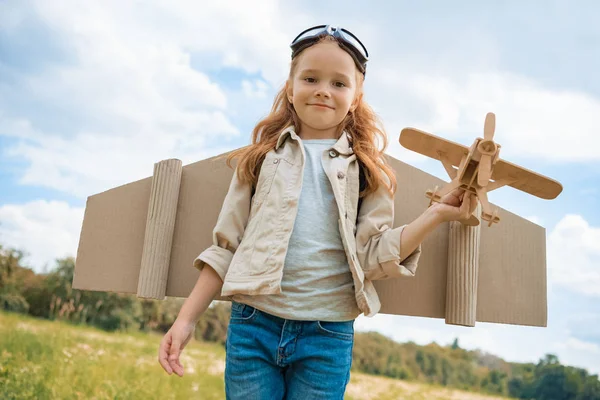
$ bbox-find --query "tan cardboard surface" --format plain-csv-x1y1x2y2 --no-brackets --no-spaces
74,153,547,327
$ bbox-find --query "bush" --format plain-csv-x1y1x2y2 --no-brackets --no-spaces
0,292,29,313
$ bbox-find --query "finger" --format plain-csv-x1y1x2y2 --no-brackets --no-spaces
449,188,465,199
158,336,173,375
173,359,184,377
468,193,477,214
442,190,463,207
175,358,185,377
169,339,183,376
470,194,479,213
171,359,184,377
460,192,471,218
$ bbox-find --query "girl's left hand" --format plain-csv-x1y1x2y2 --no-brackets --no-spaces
430,188,479,223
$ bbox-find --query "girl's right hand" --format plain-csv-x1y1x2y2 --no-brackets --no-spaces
158,319,196,377
432,189,478,223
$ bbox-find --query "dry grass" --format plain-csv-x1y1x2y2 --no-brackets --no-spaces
345,371,509,400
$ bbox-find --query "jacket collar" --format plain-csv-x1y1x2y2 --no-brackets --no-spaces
275,125,354,155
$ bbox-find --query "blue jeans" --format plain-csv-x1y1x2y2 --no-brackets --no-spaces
224,301,355,399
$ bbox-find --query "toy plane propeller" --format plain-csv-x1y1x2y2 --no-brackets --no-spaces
400,112,563,227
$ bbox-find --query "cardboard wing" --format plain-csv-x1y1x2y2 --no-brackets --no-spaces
73,152,546,327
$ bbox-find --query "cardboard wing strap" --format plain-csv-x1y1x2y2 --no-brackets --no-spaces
73,153,547,327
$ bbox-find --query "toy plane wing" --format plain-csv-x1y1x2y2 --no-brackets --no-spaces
491,159,562,200
399,128,467,167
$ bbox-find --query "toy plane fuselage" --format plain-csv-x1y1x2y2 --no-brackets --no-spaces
455,138,500,193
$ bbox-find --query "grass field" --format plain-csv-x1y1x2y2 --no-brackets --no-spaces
0,311,509,399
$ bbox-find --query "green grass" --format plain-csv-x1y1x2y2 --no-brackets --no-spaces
0,311,508,400
0,311,225,399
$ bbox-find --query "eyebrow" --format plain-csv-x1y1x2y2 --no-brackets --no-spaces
299,69,352,82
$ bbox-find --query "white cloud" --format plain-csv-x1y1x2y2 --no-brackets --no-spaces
560,337,600,353
2,115,238,198
242,80,270,99
0,200,84,272
373,67,600,165
0,0,299,198
5,1,597,200
29,0,293,85
548,214,600,297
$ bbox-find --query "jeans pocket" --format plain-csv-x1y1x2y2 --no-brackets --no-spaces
230,301,258,322
316,320,354,341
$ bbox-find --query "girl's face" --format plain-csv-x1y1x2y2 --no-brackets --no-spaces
287,41,361,138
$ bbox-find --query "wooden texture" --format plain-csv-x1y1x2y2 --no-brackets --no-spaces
399,128,467,167
399,127,562,200
492,159,562,199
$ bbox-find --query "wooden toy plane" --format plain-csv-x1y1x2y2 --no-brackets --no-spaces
400,113,563,226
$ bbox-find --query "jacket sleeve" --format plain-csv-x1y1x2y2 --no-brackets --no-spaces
193,166,252,282
354,170,422,281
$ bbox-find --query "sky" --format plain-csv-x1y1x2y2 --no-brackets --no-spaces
1,0,599,374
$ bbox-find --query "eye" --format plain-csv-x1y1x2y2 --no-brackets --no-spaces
334,81,347,88
304,77,317,83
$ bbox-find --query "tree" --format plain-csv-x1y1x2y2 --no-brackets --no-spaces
578,376,600,400
0,246,30,313
195,301,231,344
532,354,583,400
451,338,460,350
441,357,453,386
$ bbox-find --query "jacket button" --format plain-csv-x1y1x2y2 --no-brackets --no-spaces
273,159,279,164
337,171,345,179
329,150,338,158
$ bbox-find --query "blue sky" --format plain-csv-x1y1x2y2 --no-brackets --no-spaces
1,1,599,373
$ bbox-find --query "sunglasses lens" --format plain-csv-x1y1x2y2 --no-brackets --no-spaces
291,25,326,45
339,30,368,60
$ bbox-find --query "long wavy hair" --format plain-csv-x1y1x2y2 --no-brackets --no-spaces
227,36,396,198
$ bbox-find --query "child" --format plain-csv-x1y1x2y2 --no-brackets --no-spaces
159,25,477,399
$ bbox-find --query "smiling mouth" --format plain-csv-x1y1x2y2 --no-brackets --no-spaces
309,104,334,109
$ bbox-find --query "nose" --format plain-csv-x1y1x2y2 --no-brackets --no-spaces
314,83,331,99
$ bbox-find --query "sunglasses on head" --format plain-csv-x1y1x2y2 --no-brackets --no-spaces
290,25,369,76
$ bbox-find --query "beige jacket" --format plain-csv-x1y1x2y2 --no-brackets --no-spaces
194,126,421,317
